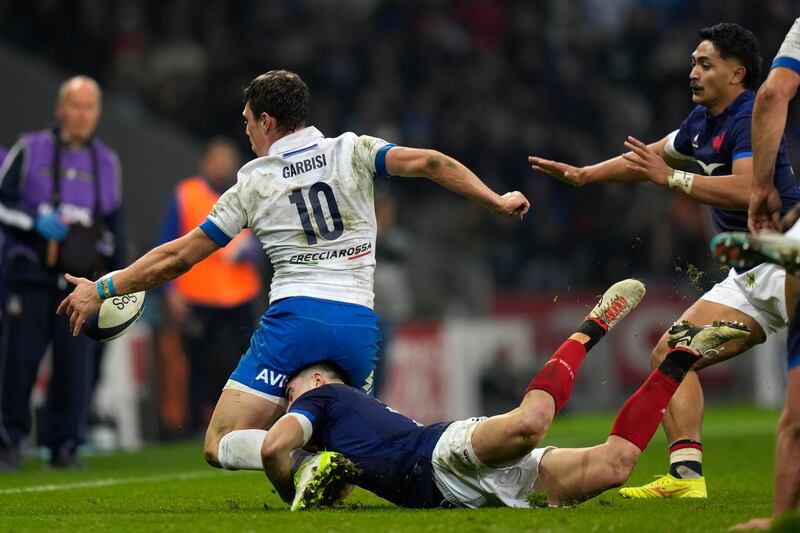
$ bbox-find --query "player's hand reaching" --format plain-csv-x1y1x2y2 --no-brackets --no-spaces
529,156,586,187
748,185,782,234
492,191,530,220
56,273,103,336
622,136,671,186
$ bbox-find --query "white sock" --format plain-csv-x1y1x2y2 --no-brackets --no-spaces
217,429,267,470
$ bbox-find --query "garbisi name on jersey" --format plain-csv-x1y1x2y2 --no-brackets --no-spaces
289,242,372,264
283,154,327,178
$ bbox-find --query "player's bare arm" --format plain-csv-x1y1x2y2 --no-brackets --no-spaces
529,134,683,186
749,67,800,233
385,147,530,220
56,228,220,336
261,415,306,504
623,135,752,209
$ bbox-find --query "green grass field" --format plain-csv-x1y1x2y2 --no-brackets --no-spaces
1,405,795,532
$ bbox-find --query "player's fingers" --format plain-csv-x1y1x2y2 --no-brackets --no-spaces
56,295,70,315
623,142,648,158
71,311,85,337
627,136,648,149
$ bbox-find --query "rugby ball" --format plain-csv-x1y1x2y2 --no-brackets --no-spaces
84,290,146,343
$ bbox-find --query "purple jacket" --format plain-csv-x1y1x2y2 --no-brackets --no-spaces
0,127,124,285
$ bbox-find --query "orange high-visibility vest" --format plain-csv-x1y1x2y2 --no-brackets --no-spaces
174,176,261,306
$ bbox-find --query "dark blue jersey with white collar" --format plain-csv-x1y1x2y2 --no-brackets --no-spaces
288,383,452,508
665,90,798,233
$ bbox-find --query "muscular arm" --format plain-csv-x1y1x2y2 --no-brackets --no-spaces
748,67,800,232
673,157,753,210
57,227,220,335
622,136,752,210
107,227,219,295
385,147,529,219
261,415,307,504
530,134,686,187
753,68,800,192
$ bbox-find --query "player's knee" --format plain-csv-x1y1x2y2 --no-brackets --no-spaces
514,412,550,446
203,428,224,468
608,447,638,487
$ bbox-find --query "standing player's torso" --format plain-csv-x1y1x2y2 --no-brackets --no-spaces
236,128,378,307
679,92,797,232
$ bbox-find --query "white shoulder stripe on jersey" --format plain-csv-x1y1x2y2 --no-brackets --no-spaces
663,130,695,162
286,412,313,445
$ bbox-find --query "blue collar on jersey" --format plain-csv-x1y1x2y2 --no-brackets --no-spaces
703,89,754,120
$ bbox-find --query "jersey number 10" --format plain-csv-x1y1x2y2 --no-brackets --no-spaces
288,182,344,245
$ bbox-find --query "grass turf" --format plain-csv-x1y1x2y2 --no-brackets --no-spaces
0,405,791,532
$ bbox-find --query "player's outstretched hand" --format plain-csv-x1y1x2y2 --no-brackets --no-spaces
529,156,585,187
493,191,530,220
748,185,782,234
729,517,771,530
622,136,670,186
56,273,103,337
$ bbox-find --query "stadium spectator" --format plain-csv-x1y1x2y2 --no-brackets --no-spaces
157,137,261,433
57,70,529,478
530,22,797,499
260,280,748,510
0,76,124,470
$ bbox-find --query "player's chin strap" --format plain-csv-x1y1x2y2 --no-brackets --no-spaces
667,168,694,194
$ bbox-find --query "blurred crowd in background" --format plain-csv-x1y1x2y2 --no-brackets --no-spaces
5,0,800,318
0,1,798,442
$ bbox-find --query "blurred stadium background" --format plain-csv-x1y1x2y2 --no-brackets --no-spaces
0,0,795,451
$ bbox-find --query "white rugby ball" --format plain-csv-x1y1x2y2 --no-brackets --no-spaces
84,290,146,343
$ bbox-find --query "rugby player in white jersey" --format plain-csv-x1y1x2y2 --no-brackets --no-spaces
57,70,530,473
710,18,800,530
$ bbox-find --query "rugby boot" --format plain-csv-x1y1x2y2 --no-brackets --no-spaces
711,230,800,277
585,279,646,331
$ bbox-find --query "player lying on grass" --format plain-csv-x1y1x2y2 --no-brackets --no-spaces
257,279,750,510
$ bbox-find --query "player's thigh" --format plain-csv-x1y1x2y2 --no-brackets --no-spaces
652,298,764,370
206,388,284,444
533,437,639,506
471,392,554,467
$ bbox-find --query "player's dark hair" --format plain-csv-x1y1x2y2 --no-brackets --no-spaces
243,69,310,132
288,361,350,385
699,23,762,89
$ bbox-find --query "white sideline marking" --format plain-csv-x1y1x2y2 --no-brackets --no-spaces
0,470,222,495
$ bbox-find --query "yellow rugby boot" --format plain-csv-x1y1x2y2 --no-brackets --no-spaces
618,473,707,499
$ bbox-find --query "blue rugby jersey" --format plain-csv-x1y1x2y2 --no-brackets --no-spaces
664,90,798,233
288,383,452,508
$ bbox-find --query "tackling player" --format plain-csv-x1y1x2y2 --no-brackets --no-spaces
709,17,800,530
529,23,799,499
258,280,750,510
57,70,530,474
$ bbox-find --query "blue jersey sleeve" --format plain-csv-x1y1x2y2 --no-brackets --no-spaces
288,386,338,440
728,114,753,163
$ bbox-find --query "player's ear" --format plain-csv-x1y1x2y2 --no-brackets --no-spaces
731,65,746,85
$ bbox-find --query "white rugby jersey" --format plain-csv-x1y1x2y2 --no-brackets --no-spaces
774,18,800,71
200,126,394,308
